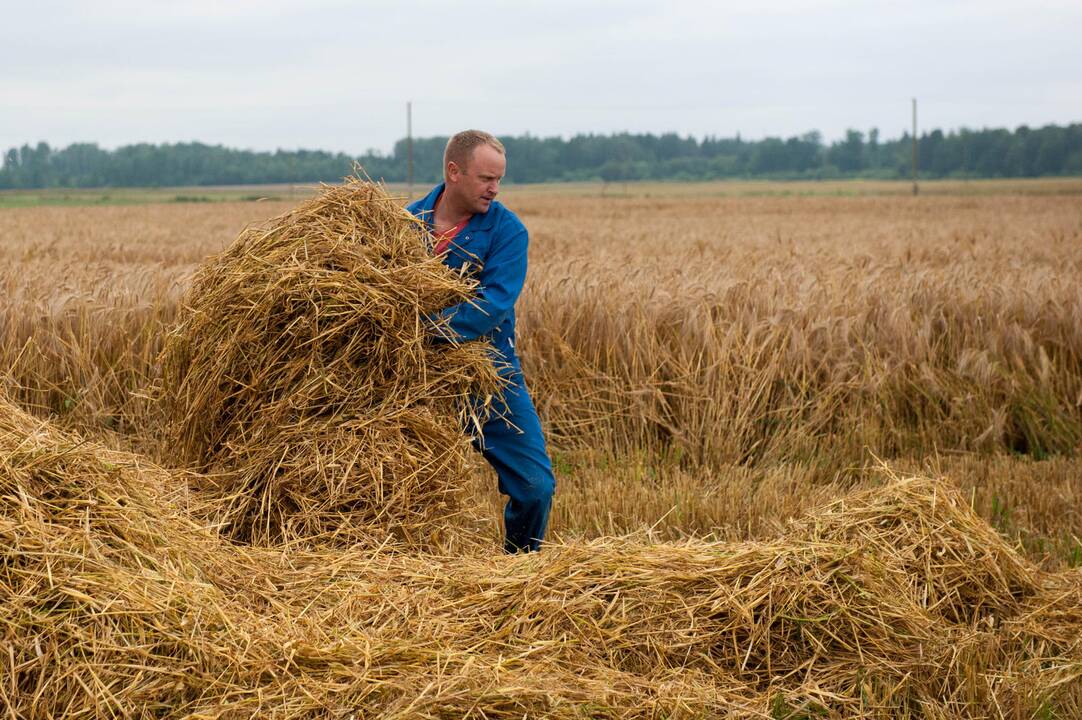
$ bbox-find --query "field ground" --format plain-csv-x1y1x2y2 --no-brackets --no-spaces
2,178,1081,716
3,175,1082,208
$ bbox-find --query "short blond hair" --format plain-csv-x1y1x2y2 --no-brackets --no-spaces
444,130,505,177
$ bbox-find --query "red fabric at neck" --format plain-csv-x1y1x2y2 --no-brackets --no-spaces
433,192,470,254
434,217,469,254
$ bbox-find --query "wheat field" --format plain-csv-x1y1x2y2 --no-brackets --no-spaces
1,179,1081,716
3,181,1080,560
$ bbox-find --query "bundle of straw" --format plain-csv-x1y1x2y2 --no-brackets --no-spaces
788,469,1039,624
159,180,502,545
2,394,1080,717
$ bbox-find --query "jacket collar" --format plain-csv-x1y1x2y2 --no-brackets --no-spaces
415,182,498,232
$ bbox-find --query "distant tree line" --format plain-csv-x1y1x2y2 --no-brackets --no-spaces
2,123,1081,189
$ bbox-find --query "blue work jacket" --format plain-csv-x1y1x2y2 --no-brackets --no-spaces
407,183,529,375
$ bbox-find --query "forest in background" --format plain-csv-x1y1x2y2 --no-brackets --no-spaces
2,123,1080,189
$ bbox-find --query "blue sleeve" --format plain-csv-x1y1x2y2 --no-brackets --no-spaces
433,225,528,342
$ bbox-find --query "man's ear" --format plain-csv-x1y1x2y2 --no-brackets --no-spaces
446,161,460,183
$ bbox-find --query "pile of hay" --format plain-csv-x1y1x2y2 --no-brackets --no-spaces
159,180,502,545
2,394,1079,718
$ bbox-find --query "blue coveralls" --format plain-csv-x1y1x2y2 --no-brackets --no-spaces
408,184,555,553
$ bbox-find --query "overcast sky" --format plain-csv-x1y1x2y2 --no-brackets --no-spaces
3,0,1080,155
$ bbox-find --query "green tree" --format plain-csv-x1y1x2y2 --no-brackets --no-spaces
828,130,865,173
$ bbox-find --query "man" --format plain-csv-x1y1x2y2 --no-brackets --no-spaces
407,130,555,553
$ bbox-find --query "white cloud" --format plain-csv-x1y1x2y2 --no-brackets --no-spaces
2,0,1079,154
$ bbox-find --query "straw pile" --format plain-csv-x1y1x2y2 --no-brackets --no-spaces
159,180,502,545
2,393,1080,717
788,469,1040,625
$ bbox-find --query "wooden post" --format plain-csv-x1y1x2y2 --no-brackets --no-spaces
911,98,919,196
407,101,414,201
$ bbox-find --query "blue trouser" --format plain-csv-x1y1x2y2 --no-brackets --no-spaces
476,372,556,553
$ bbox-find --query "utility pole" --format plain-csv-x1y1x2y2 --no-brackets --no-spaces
962,129,968,181
911,98,918,196
407,101,414,201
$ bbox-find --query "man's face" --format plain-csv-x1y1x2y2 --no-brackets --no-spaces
447,144,505,214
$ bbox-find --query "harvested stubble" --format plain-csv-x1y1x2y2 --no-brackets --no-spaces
159,180,502,546
2,395,1080,718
